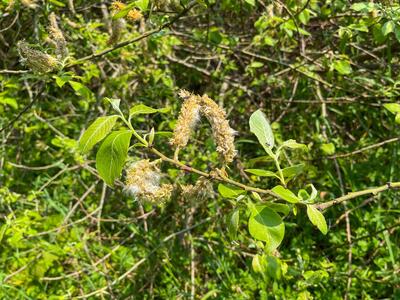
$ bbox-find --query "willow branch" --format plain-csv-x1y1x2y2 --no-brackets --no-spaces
313,182,400,210
149,147,277,197
67,1,197,67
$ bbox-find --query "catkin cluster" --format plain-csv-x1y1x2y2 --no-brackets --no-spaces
181,177,213,201
170,90,236,163
125,160,173,204
17,41,59,73
48,13,68,59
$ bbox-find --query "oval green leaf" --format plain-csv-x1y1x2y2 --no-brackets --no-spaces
79,115,119,154
248,205,285,253
218,184,246,199
306,205,328,235
129,104,169,117
272,185,300,203
249,109,275,149
96,130,132,186
245,169,279,178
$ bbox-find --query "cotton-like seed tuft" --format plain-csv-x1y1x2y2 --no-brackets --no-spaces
125,160,172,204
200,94,237,163
169,90,201,149
170,90,236,163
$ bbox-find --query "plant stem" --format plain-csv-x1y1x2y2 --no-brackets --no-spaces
313,182,400,210
149,148,277,197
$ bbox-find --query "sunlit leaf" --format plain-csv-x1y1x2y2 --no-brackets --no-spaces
79,115,119,153
248,205,285,253
307,205,328,235
272,185,300,203
96,130,132,185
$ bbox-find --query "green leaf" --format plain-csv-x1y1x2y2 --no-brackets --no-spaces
249,109,275,149
252,254,264,273
382,21,395,36
244,0,255,6
264,203,290,216
96,130,132,186
298,9,310,25
227,209,240,239
298,184,318,202
383,103,400,114
248,205,285,253
69,81,93,99
0,97,18,109
279,139,308,151
280,164,304,179
135,0,149,11
79,115,119,153
272,185,300,203
333,60,352,75
306,205,328,235
350,3,368,11
218,184,246,199
320,143,335,155
395,113,400,124
48,0,65,6
105,97,121,113
245,169,279,178
129,104,169,117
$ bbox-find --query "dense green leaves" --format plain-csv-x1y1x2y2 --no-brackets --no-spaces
96,130,132,185
79,116,119,153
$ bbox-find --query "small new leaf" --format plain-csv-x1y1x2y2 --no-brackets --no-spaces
307,205,328,235
129,104,169,117
245,169,280,178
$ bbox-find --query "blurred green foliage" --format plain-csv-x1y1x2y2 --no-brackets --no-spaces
0,0,399,299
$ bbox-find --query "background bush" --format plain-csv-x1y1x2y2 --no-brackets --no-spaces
0,0,399,299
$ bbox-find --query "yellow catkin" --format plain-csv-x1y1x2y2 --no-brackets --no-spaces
170,90,201,149
48,13,68,59
17,41,59,73
111,1,126,11
200,94,236,163
125,160,173,204
21,0,37,9
127,9,142,22
111,1,142,22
